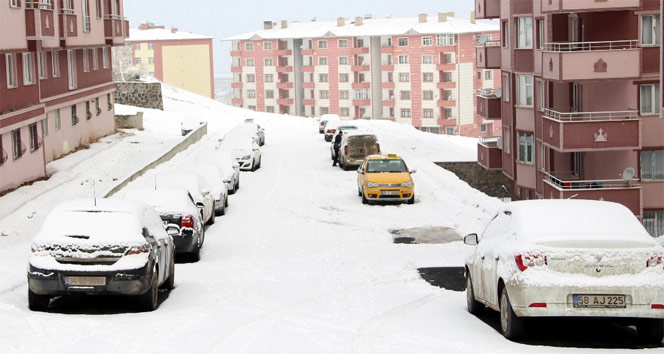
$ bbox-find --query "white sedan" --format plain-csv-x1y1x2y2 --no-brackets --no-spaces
464,200,664,343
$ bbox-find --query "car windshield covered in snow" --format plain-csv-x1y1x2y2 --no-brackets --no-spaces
366,159,407,173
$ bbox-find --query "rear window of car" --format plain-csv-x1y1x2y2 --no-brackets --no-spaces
367,159,407,173
347,135,377,145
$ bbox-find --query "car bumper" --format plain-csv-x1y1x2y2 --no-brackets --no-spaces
506,282,664,319
363,187,414,201
172,229,199,254
28,263,151,296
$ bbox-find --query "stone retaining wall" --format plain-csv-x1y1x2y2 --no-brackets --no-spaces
435,162,511,199
114,82,164,110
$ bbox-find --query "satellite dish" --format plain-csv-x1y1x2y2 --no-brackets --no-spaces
622,167,635,181
477,34,489,45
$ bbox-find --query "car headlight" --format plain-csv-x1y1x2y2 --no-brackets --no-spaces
366,182,379,188
241,155,251,160
401,181,414,187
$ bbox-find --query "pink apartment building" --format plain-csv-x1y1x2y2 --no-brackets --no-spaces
475,0,664,236
225,13,501,137
0,0,127,194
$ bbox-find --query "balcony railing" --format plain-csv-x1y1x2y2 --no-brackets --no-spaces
543,108,638,122
26,1,53,10
479,136,501,148
543,171,639,190
543,40,638,52
477,39,500,48
477,88,501,98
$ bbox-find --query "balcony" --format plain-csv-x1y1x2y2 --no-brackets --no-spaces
277,98,294,105
231,66,242,73
231,82,243,89
301,49,314,55
302,82,315,89
541,0,640,13
437,99,456,108
302,65,314,72
542,171,641,215
353,99,371,106
351,47,370,54
103,15,128,45
477,137,502,170
380,47,394,54
382,100,395,107
542,41,640,81
232,98,243,105
351,65,370,72
381,64,394,71
303,99,315,106
276,82,294,89
59,10,77,38
476,89,501,120
476,40,501,69
230,50,241,57
475,0,500,19
542,108,640,152
352,82,370,89
276,66,293,73
275,49,293,56
437,81,456,89
382,82,394,89
25,2,56,39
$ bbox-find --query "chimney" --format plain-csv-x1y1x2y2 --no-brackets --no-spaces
170,27,178,33
446,12,455,18
355,16,363,26
281,20,288,29
264,21,273,30
438,13,447,22
337,17,345,27
470,11,476,24
418,14,427,23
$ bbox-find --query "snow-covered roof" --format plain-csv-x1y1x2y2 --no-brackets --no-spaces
128,28,212,42
124,188,199,217
223,16,498,41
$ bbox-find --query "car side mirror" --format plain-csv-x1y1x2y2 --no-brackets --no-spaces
201,189,210,197
410,169,417,174
463,233,479,245
223,178,231,183
196,202,205,209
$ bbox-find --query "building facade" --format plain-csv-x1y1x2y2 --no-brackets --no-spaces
225,14,501,137
0,0,128,194
475,0,664,236
128,23,215,99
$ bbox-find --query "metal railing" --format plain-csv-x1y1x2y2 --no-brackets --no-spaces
26,1,53,10
543,40,638,52
477,39,501,48
543,171,639,190
543,108,638,122
477,88,502,98
104,14,121,20
479,136,501,148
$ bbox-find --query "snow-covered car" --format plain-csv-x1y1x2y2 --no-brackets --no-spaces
178,163,228,216
242,120,266,146
124,188,205,260
27,199,176,312
329,124,359,160
148,172,216,225
337,131,380,169
197,149,241,194
319,114,339,134
463,200,664,343
323,119,345,142
219,130,262,171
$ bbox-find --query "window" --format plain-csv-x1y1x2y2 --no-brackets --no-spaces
422,36,433,46
340,90,349,100
481,124,489,132
353,89,369,100
540,143,546,170
537,19,544,49
92,49,99,70
96,0,102,18
70,104,78,125
319,57,327,65
539,80,545,110
265,74,273,83
339,73,349,82
388,107,394,117
641,15,660,46
503,73,510,102
12,129,23,159
82,0,90,32
423,90,434,100
38,52,47,79
387,72,393,82
85,101,91,119
517,17,533,49
246,58,254,66
398,37,409,47
246,74,255,82
319,74,328,82
263,90,272,99
398,55,409,64
106,93,112,110
319,90,329,99
10,0,19,7
22,52,35,85
422,55,433,64
266,106,275,113
247,89,256,98
338,39,348,48
102,47,108,69
504,126,511,154
5,54,17,88
443,90,452,100
245,42,254,50
443,53,453,64
55,109,61,130
444,108,454,118
423,109,434,118
442,72,453,82
320,107,329,115
437,34,454,46
318,40,327,49
148,57,154,65
400,108,411,118
29,123,40,151
643,211,664,237
502,21,509,48
42,116,49,136
83,49,91,73
398,73,409,82
95,97,100,116
264,58,273,66
147,43,153,50
477,71,482,80
641,150,664,180
51,51,60,77
640,83,660,115
340,107,349,117
339,56,348,65
517,75,533,107
134,43,141,50
400,91,410,100
517,132,534,164
423,73,433,82
261,41,272,50
484,70,492,80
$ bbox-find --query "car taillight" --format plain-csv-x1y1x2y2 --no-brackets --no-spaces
181,215,194,228
127,244,150,255
646,253,664,268
515,252,547,272
31,244,46,253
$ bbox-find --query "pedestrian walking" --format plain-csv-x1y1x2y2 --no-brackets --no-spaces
332,131,343,166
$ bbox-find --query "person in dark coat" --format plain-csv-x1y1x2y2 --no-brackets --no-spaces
332,131,343,166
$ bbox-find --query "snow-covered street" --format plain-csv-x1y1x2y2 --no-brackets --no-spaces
0,88,661,353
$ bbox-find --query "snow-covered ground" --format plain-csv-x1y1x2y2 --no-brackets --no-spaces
0,86,658,353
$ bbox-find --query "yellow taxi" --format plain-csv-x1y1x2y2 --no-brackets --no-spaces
356,154,415,205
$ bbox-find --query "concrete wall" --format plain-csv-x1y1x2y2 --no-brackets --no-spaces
115,111,144,130
114,82,163,110
435,161,511,198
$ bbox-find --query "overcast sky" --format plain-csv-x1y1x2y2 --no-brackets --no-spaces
124,0,476,78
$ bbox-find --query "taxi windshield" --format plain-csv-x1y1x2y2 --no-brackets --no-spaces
366,159,407,173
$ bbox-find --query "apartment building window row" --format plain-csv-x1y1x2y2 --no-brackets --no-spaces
353,89,369,100
246,74,255,82
340,91,349,99
319,57,327,65
437,34,454,46
265,74,273,83
246,58,254,66
29,123,40,151
245,42,254,50
247,89,256,98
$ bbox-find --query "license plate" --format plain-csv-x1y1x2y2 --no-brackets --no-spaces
573,294,626,308
68,276,106,286
382,191,399,196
